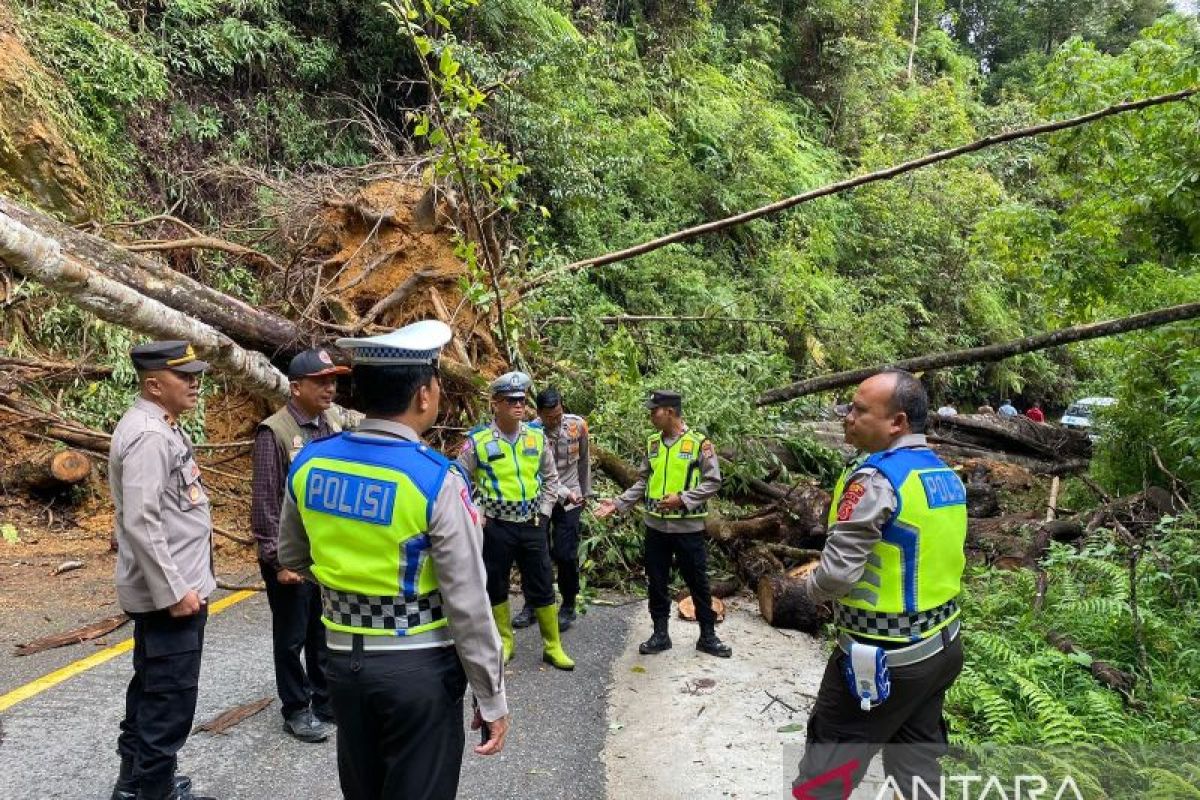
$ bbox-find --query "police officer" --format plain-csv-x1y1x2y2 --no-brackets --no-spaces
595,390,732,659
509,387,591,632
458,372,574,670
109,341,215,800
251,347,355,744
278,320,509,800
791,370,966,799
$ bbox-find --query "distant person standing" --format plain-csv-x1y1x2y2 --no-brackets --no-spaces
935,403,958,418
997,399,1018,418
109,341,215,800
251,347,352,744
976,404,995,415
1025,402,1045,423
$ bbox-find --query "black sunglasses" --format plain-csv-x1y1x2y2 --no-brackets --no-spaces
500,396,528,406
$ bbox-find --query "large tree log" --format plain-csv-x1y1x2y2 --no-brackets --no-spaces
757,301,1200,405
1,196,303,354
0,209,290,400
7,449,92,492
757,574,831,634
524,88,1199,290
930,414,1091,461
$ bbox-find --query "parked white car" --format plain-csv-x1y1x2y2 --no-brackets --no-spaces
1060,397,1117,431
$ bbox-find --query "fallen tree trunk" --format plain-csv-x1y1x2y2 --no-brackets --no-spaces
1,196,303,354
0,209,290,401
525,88,1200,290
930,414,1091,461
8,449,92,492
757,574,831,635
757,300,1200,405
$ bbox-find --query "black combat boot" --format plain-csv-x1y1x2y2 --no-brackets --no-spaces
512,603,535,629
696,622,732,658
137,775,211,800
639,618,672,655
111,759,192,800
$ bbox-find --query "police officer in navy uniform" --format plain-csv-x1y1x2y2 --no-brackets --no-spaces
278,321,509,800
109,341,215,800
596,390,731,659
791,370,966,799
457,372,575,670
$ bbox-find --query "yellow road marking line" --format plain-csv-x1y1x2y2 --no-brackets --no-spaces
0,590,257,714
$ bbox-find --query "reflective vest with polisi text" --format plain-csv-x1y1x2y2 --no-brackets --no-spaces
645,429,710,520
467,423,544,522
288,432,452,637
827,447,966,642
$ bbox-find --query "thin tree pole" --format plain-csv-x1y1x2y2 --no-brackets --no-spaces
521,88,1200,292
907,0,920,83
755,301,1200,406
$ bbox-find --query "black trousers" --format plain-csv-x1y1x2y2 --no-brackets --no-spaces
520,505,582,608
117,607,207,794
792,633,964,799
644,527,716,627
259,560,330,719
482,517,555,607
325,640,467,800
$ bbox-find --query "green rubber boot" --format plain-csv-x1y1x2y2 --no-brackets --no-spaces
492,601,515,664
535,605,575,671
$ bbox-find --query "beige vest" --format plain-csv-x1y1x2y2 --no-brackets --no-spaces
259,406,349,464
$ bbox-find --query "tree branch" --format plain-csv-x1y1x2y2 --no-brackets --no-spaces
756,301,1200,405
522,87,1199,291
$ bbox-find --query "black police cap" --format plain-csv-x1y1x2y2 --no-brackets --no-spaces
130,341,209,373
645,389,682,410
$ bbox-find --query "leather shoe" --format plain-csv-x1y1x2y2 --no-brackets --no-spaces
284,709,330,743
696,632,732,658
512,604,535,629
557,604,577,632
112,775,191,800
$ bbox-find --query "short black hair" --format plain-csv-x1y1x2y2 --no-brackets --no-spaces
536,387,562,410
882,369,928,433
350,364,437,416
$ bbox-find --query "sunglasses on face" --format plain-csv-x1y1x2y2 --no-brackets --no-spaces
501,397,528,406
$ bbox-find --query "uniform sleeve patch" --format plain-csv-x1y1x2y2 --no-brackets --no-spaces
836,481,867,522
460,485,479,525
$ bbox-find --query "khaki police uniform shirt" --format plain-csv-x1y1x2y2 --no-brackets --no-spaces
612,425,722,534
277,419,508,721
803,433,927,604
539,413,591,511
456,420,562,520
110,397,215,613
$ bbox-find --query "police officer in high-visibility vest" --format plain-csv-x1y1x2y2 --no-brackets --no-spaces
457,371,574,670
595,389,732,659
278,320,509,800
790,370,966,800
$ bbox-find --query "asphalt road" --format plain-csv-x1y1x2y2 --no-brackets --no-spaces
0,591,638,800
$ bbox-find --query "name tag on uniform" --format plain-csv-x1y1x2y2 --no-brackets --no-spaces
305,468,395,525
485,440,504,461
919,469,966,508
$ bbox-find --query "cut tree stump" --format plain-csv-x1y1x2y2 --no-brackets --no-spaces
677,595,726,622
757,574,830,635
9,449,92,492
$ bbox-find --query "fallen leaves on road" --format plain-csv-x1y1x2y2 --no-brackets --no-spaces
15,612,128,655
194,697,273,735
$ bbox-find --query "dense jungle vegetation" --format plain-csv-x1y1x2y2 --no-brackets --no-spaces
4,0,1200,788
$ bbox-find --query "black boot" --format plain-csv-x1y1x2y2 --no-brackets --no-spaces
696,622,732,658
136,775,211,800
557,602,577,632
512,603,535,629
639,618,672,655
111,760,192,800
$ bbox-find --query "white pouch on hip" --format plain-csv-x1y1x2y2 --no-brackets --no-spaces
840,642,892,711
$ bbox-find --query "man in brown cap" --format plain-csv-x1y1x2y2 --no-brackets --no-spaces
109,341,216,800
251,346,354,743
